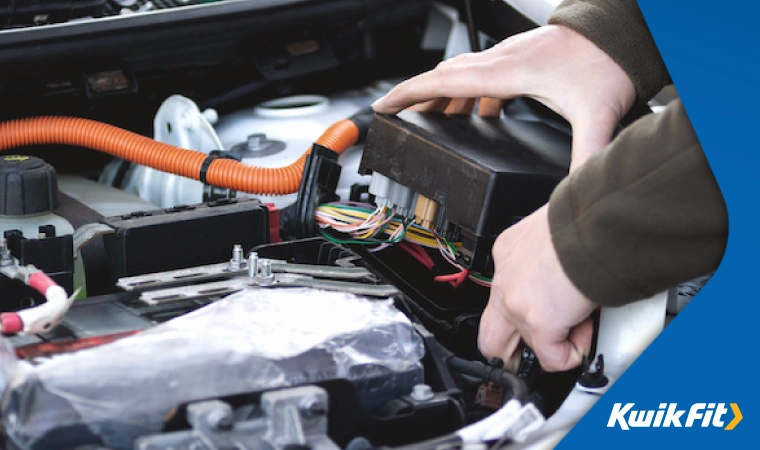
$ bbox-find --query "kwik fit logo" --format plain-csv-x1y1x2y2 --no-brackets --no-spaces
608,403,742,430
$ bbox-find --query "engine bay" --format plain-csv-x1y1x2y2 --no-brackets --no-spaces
0,1,673,449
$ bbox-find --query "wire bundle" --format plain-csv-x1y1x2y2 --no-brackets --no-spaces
316,202,493,287
316,202,437,248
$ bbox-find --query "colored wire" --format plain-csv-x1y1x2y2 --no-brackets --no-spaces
317,202,493,288
316,202,438,248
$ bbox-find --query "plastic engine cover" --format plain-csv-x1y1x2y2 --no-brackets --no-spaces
0,288,424,450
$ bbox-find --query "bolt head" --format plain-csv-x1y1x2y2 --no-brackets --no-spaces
207,408,234,431
410,384,434,401
300,397,326,418
247,134,268,151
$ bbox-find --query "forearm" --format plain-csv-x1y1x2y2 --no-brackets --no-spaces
549,0,671,101
548,100,728,306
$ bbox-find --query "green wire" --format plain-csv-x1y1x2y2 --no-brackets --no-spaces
319,216,414,248
387,219,413,243
470,273,493,282
319,229,385,246
320,203,438,247
373,212,393,238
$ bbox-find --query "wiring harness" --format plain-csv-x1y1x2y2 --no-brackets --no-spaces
316,201,493,288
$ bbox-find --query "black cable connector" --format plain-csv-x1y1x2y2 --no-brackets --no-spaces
578,354,609,389
282,108,375,239
282,144,342,238
348,106,375,143
447,356,528,403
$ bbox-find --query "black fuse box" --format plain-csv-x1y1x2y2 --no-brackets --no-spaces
0,0,106,28
102,197,269,281
360,109,572,273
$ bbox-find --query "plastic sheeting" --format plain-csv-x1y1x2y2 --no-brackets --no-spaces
0,288,424,450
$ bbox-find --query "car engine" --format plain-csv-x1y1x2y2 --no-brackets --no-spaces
0,1,676,449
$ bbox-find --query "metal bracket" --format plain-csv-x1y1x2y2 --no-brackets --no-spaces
135,386,339,450
117,259,374,292
139,273,399,305
118,245,395,305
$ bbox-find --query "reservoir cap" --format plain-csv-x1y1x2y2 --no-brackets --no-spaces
0,155,59,216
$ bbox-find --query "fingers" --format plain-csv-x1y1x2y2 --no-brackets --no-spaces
411,98,477,115
373,57,522,114
372,69,483,114
408,97,497,116
372,37,528,114
445,98,477,115
478,97,503,117
412,98,451,113
532,318,593,372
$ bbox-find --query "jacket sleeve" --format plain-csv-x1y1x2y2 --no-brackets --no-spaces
548,99,727,306
549,0,671,101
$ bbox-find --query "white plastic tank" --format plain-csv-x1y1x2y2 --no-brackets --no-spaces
58,175,157,218
0,213,74,240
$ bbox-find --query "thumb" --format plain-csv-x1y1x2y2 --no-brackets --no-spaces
478,301,522,363
534,318,593,372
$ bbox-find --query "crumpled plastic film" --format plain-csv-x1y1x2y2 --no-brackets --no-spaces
0,288,424,450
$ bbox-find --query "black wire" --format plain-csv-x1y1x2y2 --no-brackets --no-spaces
463,0,480,52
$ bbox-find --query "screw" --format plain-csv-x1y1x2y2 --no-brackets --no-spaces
248,252,259,278
260,259,272,277
229,244,244,271
410,384,434,401
258,259,275,285
247,134,268,152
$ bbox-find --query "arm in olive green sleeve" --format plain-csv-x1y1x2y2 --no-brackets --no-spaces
549,100,727,306
549,0,671,101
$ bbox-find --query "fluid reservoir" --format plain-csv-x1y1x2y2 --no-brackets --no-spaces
0,155,74,237
0,155,80,306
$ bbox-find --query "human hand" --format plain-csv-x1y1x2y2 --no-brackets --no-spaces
372,25,636,170
477,204,596,372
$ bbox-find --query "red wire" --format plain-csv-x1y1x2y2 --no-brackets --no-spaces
401,241,472,289
399,242,436,270
434,269,469,288
434,273,460,282
28,271,57,295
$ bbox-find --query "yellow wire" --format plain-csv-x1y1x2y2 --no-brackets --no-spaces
317,203,452,248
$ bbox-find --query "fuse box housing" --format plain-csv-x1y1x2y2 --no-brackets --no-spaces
360,110,572,272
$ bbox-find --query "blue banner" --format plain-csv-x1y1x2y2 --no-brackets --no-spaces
561,1,756,447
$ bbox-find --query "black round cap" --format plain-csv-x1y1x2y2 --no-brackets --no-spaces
0,155,59,216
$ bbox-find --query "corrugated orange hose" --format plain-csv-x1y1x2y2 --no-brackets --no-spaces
0,117,359,195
